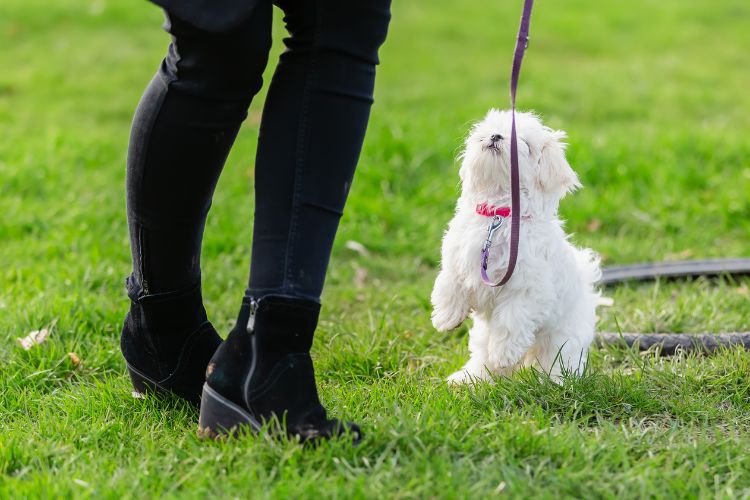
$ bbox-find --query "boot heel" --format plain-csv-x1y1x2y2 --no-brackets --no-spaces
127,363,159,396
198,383,259,439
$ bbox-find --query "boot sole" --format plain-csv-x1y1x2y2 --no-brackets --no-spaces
197,383,262,439
127,362,168,397
126,363,200,406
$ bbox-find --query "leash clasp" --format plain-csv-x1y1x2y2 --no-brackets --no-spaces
481,215,504,252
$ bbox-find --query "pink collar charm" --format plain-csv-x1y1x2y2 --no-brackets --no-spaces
476,202,532,285
475,203,511,218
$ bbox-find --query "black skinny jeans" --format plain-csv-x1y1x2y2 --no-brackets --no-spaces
126,1,391,322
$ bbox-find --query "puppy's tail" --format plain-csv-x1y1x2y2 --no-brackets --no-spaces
575,247,602,288
574,247,611,312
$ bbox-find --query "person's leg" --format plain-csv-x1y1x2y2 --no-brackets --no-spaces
122,4,273,405
201,0,392,440
248,0,391,301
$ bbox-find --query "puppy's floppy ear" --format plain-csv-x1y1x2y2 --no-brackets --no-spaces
537,128,581,196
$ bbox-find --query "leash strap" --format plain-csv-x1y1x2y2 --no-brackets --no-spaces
481,0,534,287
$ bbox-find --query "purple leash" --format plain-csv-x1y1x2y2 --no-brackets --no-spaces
480,0,534,287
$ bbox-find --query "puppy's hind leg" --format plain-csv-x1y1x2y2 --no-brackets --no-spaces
485,300,539,377
447,316,492,385
531,323,593,382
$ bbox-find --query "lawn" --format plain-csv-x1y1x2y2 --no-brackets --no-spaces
1,0,750,497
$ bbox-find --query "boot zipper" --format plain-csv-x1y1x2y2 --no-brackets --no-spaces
246,298,259,333
138,225,149,295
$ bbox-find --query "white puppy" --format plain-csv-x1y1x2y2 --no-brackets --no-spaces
431,109,601,383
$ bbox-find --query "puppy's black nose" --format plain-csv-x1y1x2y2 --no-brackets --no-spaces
490,134,503,142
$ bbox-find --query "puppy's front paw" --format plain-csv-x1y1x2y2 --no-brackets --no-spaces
431,308,466,331
446,366,491,385
446,370,473,385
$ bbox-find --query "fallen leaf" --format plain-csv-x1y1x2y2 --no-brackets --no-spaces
345,240,370,257
67,352,81,366
586,219,602,232
17,328,50,350
354,266,368,288
494,481,507,494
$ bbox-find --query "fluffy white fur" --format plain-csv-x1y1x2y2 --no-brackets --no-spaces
431,109,601,384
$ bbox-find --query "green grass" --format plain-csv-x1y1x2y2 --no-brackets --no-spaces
2,0,750,497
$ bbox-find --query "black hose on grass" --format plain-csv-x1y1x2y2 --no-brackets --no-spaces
596,258,750,354
599,258,750,286
596,332,750,354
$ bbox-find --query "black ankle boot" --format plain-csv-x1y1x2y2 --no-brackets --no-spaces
121,276,222,406
198,295,361,444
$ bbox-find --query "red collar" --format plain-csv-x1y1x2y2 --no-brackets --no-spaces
476,203,511,218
